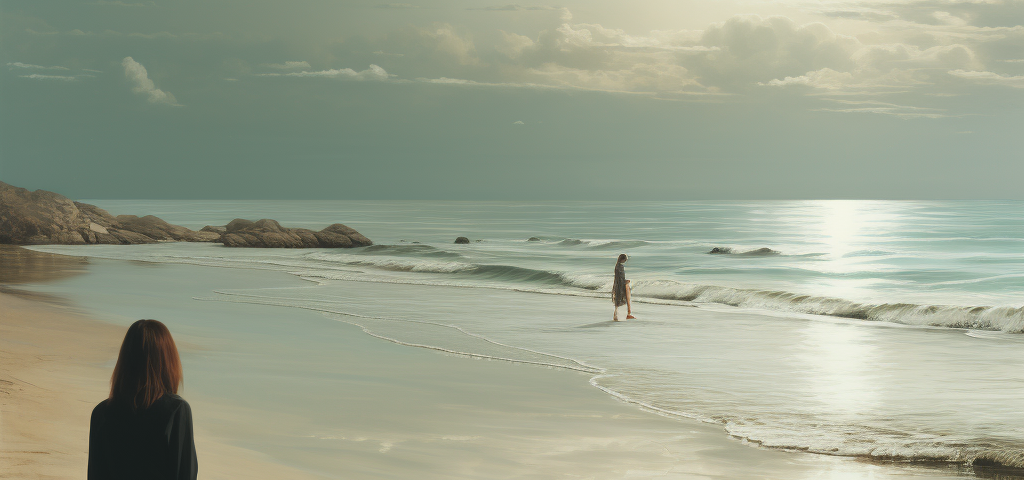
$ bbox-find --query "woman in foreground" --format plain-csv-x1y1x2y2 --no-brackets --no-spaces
89,319,198,480
613,253,635,321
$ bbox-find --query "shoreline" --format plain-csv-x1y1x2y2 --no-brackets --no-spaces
0,246,994,479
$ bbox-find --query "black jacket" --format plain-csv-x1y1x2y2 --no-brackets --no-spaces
88,394,198,480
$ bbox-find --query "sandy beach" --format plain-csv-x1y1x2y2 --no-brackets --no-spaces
1,246,992,479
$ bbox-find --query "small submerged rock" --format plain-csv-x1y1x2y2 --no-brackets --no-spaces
527,237,541,242
708,246,781,256
454,236,470,244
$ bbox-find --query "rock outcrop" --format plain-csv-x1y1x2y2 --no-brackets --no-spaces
0,181,218,245
217,219,372,248
454,236,470,244
0,182,371,248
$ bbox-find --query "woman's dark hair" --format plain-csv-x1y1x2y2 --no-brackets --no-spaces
110,319,183,410
617,254,628,263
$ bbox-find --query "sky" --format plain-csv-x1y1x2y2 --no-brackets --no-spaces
1,0,1022,200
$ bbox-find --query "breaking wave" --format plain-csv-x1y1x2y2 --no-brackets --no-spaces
356,244,464,259
309,251,1024,333
636,281,1024,332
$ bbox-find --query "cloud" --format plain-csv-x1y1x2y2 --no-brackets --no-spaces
7,62,69,70
816,99,953,118
265,61,311,70
258,64,390,80
761,68,857,89
513,120,525,124
121,57,181,106
19,73,76,81
374,3,419,8
948,69,1024,87
427,26,479,65
816,0,1024,28
470,4,558,11
497,31,534,59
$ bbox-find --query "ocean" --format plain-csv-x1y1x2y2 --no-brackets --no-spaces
27,199,1024,470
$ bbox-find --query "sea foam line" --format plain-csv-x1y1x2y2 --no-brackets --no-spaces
195,291,604,374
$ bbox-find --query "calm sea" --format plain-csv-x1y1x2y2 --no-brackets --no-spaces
29,200,1024,469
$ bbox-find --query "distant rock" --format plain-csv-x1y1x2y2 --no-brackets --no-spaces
200,225,226,234
708,246,780,256
0,181,217,245
116,215,220,242
218,219,372,248
454,236,470,244
0,182,371,248
527,237,540,242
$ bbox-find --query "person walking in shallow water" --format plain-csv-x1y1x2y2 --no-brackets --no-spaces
613,253,635,321
89,319,198,480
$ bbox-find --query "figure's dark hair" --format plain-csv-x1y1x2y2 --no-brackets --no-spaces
109,319,183,410
617,254,628,263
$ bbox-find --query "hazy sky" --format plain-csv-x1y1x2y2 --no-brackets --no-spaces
1,0,1022,199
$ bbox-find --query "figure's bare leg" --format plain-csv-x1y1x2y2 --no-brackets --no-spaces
625,280,633,316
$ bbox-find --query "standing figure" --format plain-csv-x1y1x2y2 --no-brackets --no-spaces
89,319,198,480
613,253,635,321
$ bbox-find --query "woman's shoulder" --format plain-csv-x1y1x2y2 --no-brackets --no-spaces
153,393,192,415
92,398,112,416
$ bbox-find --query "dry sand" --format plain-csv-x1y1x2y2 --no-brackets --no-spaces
0,247,328,479
0,291,334,480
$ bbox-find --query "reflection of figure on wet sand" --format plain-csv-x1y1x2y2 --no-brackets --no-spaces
613,253,635,321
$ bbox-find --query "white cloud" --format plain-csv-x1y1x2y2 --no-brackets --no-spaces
258,64,390,80
265,61,311,70
121,57,181,106
817,99,952,118
948,69,1024,87
7,62,69,70
19,73,76,81
513,120,525,124
762,68,857,89
428,26,478,65
497,31,534,59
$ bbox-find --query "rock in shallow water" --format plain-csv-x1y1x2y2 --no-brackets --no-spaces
218,219,372,248
708,246,780,256
454,236,470,244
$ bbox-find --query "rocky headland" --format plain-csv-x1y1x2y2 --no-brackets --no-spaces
0,182,371,248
